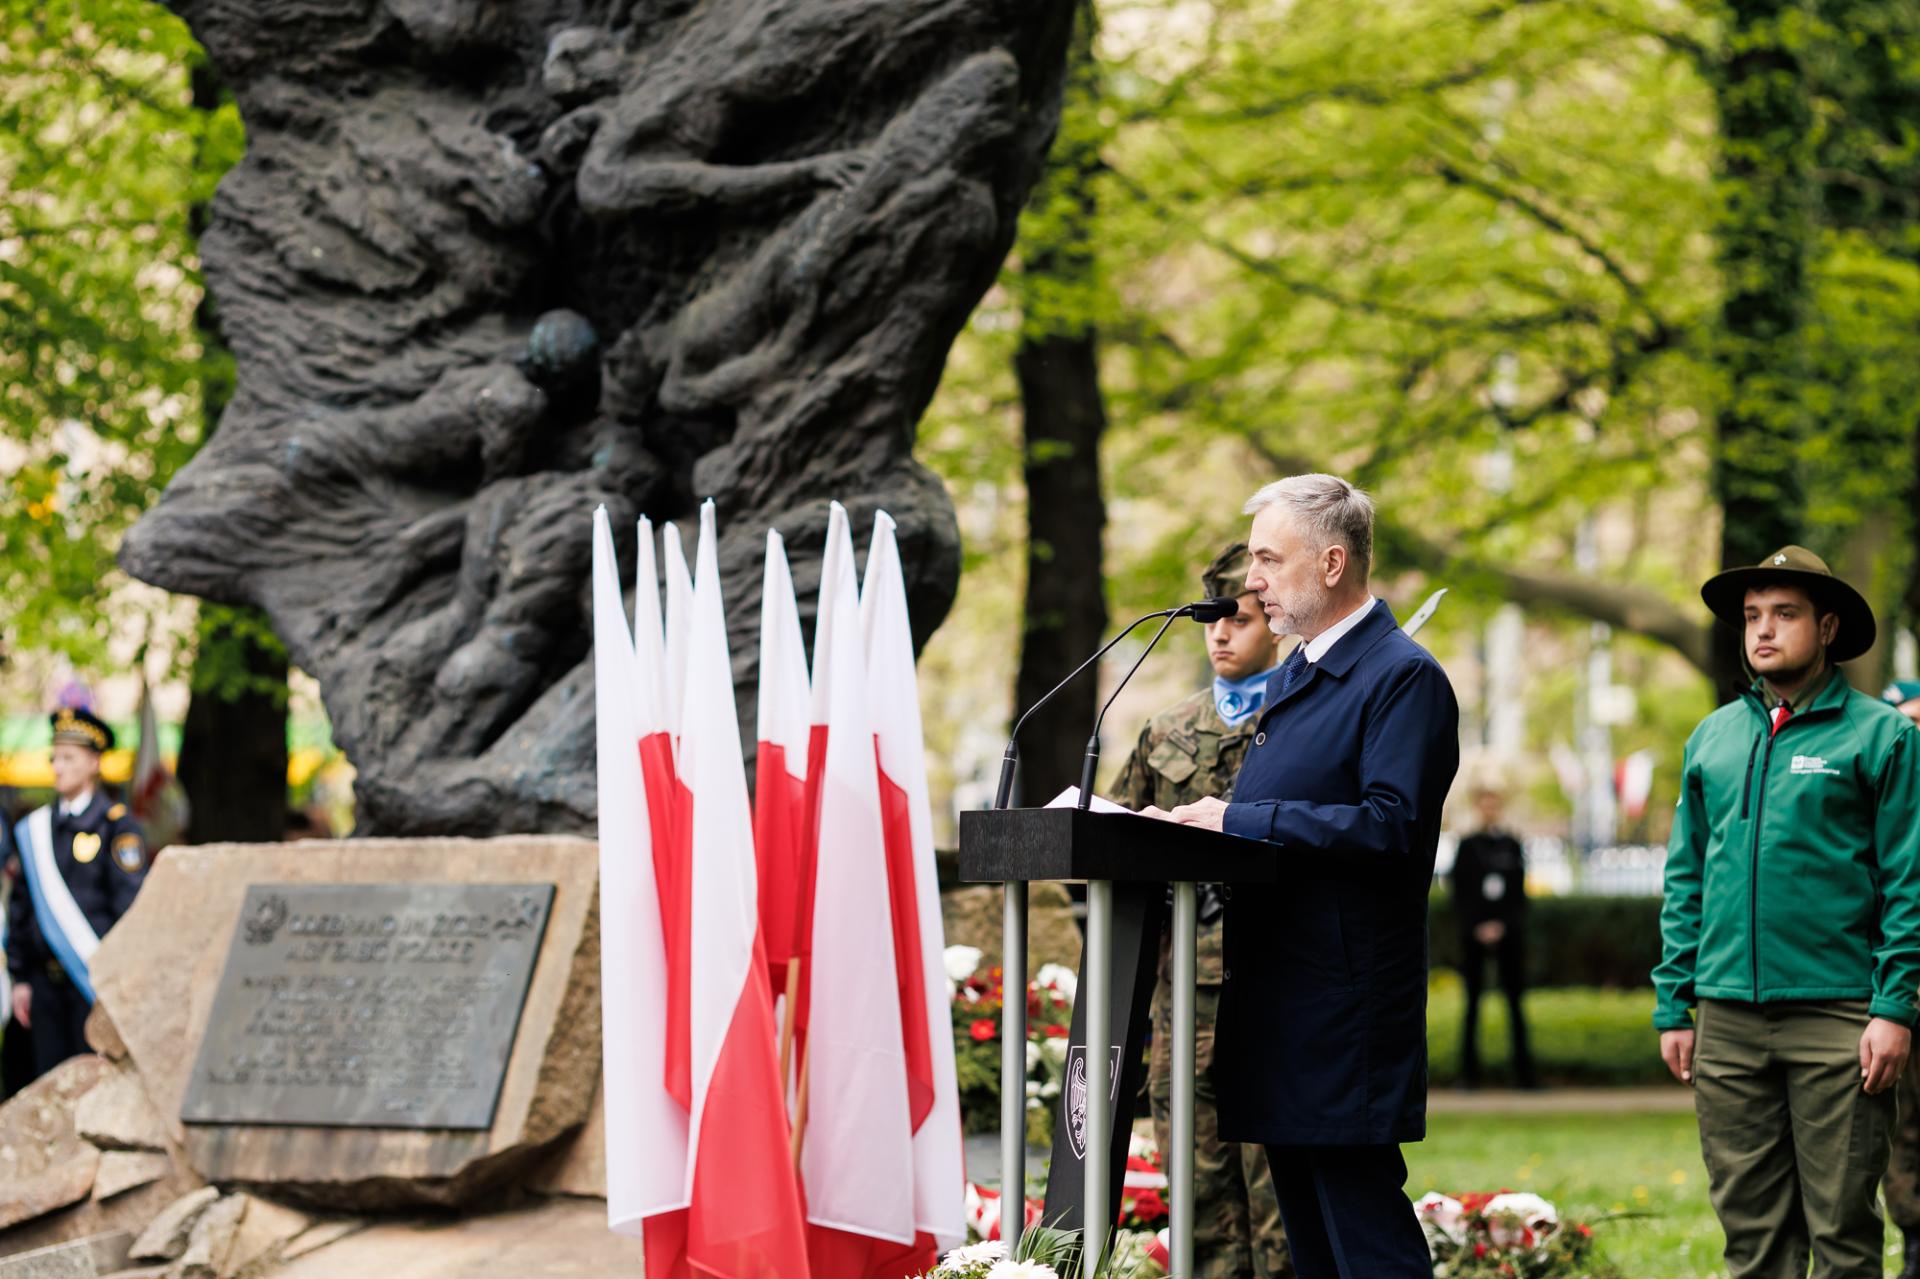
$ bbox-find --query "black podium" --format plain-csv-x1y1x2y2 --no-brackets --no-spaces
957,807,1277,1271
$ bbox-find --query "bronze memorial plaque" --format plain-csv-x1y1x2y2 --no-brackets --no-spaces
181,883,555,1129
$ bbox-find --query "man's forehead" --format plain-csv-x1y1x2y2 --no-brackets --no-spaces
1248,505,1295,552
1743,583,1815,610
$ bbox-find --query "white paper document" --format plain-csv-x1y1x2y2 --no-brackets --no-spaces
1043,786,1136,815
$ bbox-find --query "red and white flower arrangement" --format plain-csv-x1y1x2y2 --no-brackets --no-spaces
1414,1190,1614,1278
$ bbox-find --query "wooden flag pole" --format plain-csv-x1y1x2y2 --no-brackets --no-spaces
789,1041,812,1165
777,961,801,1092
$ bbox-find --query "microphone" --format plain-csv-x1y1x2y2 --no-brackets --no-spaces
1186,596,1241,623
991,599,1236,809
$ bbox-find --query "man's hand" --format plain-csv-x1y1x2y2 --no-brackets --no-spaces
1659,1028,1694,1086
1140,805,1172,821
1860,1017,1911,1094
1168,795,1228,832
1473,920,1506,946
10,982,29,1030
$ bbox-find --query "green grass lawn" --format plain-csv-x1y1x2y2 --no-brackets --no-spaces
1426,975,1668,1087
1412,1109,1910,1277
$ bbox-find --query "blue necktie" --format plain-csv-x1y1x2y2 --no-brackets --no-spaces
1277,644,1309,698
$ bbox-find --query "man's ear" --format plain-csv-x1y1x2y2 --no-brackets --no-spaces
1323,543,1347,589
1821,612,1840,647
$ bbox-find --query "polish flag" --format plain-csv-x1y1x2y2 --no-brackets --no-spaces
662,518,695,743
637,518,693,1113
755,530,811,999
861,511,965,1251
590,508,687,1239
788,503,851,1043
798,505,923,1278
651,501,814,1279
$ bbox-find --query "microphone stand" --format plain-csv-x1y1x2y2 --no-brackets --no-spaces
991,608,1179,810
1075,610,1183,810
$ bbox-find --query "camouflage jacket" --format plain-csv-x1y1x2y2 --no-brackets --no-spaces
1111,687,1257,984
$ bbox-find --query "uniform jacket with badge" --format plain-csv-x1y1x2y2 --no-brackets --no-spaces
1112,687,1258,984
1214,601,1460,1147
1654,672,1920,1031
4,791,148,979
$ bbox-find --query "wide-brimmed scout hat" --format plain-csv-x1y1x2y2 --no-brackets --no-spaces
1202,542,1253,600
1700,545,1877,664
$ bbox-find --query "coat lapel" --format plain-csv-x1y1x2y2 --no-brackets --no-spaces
1253,600,1400,731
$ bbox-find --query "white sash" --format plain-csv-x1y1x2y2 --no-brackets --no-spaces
16,805,101,1003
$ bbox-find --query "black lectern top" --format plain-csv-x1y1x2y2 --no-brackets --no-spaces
957,807,1279,885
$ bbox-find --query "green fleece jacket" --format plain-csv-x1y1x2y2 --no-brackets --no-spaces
1654,672,1920,1030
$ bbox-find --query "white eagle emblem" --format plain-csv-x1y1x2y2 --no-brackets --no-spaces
1067,1051,1089,1159
1773,554,1787,565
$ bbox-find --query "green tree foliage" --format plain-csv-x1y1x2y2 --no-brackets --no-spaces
0,1,241,669
920,0,1920,827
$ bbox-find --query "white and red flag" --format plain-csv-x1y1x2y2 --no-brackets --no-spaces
672,500,813,1277
662,518,695,744
797,503,925,1278
590,507,686,1240
755,529,811,1000
130,676,189,851
861,510,966,1252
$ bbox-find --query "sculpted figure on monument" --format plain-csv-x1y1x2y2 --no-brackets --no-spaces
122,0,1075,834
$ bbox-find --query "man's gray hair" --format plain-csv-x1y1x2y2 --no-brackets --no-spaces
1243,473,1374,577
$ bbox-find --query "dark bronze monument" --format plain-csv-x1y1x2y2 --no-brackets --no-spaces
120,0,1078,837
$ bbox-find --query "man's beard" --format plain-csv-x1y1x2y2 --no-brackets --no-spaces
1266,586,1326,638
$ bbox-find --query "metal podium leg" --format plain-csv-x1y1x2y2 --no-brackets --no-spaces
1170,881,1197,1279
1002,880,1028,1254
1085,877,1112,1267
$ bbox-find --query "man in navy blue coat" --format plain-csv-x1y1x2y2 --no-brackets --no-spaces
1157,473,1460,1279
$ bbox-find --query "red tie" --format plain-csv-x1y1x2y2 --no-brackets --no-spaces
1771,701,1793,736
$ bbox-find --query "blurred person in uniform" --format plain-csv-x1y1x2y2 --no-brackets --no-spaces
5,707,150,1081
0,792,33,1100
1112,542,1294,1278
1449,777,1536,1088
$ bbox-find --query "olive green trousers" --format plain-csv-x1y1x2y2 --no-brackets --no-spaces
1694,999,1896,1279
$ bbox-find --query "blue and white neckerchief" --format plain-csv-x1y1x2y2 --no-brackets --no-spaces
1213,663,1281,726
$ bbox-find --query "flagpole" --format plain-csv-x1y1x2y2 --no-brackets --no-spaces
778,961,801,1095
790,1042,812,1164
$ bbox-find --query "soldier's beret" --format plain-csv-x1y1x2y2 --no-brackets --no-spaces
1201,542,1253,601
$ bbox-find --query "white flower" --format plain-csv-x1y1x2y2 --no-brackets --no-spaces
985,1261,1059,1279
1034,963,1077,1001
1413,1193,1466,1252
941,1239,1006,1271
1039,1037,1070,1068
945,945,985,984
1026,1039,1042,1073
1483,1192,1558,1250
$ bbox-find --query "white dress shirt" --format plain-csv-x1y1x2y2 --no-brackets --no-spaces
60,788,94,819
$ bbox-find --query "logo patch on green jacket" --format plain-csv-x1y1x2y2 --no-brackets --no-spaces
1790,755,1842,776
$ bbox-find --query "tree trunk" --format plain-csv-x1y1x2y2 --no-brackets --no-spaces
177,608,289,842
1013,335,1109,800
175,60,288,844
1011,0,1108,802
1708,0,1814,695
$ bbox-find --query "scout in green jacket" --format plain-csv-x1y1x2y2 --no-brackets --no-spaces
1654,546,1920,1279
1111,543,1293,1279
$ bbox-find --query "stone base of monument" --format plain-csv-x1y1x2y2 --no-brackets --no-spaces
0,836,629,1278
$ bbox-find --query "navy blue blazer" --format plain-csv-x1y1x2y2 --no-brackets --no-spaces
1214,599,1459,1146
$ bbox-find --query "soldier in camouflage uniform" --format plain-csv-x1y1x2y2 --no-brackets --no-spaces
1113,543,1294,1278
